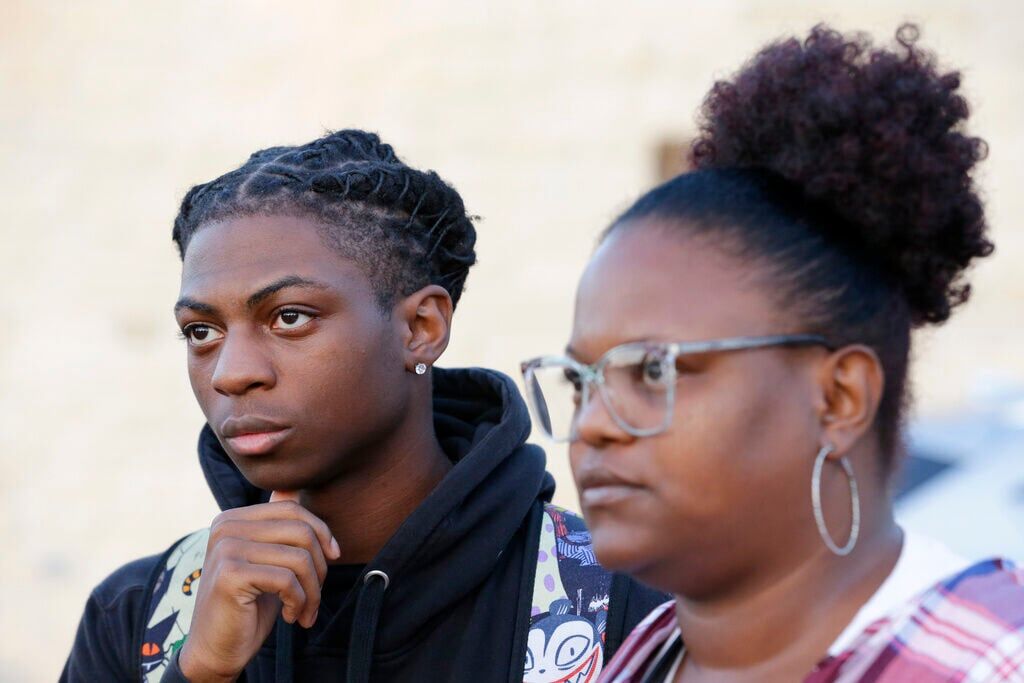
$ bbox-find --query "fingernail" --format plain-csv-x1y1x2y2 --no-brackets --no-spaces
270,489,301,503
312,609,319,625
330,536,341,558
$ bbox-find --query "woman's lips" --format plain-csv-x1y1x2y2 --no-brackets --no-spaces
225,428,293,456
576,464,644,508
580,484,641,507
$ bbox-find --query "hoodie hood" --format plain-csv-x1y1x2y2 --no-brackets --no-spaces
196,366,554,651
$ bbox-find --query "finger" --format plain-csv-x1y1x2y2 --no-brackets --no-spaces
210,520,329,581
213,504,340,560
270,490,300,503
225,561,307,624
234,542,323,625
267,492,341,560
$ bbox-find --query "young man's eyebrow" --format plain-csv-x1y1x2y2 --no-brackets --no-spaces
174,297,218,315
174,276,332,316
245,275,332,309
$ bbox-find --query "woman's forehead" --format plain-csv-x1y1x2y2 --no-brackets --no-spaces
571,226,779,354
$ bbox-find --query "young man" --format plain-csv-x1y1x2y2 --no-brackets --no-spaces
61,129,664,683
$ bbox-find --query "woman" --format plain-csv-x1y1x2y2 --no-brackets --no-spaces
62,129,664,682
521,25,1022,682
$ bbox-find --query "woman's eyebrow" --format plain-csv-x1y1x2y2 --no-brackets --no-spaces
245,276,332,309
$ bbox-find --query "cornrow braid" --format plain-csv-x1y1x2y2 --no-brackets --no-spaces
172,129,477,309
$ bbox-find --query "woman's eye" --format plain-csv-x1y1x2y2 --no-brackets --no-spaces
182,324,224,347
273,310,314,330
563,367,584,393
640,355,672,389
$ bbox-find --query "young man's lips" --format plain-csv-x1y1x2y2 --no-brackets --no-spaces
224,427,293,456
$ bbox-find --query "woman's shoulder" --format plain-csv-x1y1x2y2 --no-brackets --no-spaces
598,600,678,683
817,558,1024,682
944,556,1024,587
914,557,1024,638
927,557,1024,635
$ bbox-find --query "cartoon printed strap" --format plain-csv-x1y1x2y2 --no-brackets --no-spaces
140,528,210,682
525,504,612,682
140,507,609,682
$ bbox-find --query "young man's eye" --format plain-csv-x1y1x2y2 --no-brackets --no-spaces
181,324,224,347
272,310,314,330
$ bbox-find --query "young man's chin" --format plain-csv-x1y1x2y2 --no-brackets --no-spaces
232,458,317,494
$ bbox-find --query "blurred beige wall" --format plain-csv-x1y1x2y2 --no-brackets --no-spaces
2,2,1022,680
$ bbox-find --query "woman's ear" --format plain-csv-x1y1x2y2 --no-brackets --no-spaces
394,285,453,373
815,345,886,456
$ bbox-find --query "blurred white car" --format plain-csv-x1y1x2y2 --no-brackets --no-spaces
896,384,1024,563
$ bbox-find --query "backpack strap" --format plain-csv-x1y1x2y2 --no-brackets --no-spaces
524,504,612,682
139,507,611,682
139,528,210,682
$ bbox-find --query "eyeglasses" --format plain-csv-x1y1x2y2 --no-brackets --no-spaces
520,334,832,443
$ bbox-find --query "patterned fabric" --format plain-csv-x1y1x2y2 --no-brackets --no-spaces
601,559,1024,683
140,505,612,683
140,529,210,682
526,505,613,683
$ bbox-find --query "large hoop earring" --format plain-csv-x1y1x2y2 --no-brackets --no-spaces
811,444,860,556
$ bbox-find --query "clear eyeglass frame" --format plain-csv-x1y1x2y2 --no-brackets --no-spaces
520,334,832,443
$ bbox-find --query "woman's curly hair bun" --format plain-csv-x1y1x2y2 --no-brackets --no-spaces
692,23,993,325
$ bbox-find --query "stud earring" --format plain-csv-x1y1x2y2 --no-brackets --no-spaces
414,363,428,375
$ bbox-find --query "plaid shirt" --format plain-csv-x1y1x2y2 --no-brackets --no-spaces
601,559,1024,682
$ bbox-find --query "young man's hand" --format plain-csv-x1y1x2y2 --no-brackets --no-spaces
178,492,341,682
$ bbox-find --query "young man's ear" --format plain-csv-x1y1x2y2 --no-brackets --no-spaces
395,285,453,373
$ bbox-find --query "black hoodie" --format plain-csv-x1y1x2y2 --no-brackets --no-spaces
62,367,666,682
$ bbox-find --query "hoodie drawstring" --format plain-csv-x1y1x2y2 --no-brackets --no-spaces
347,570,389,683
273,569,390,682
275,614,295,683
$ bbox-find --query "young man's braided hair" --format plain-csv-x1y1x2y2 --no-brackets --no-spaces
172,129,477,310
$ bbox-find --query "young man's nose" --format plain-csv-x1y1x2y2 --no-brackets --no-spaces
210,331,276,396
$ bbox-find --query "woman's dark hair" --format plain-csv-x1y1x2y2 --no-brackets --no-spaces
607,24,993,464
172,129,477,310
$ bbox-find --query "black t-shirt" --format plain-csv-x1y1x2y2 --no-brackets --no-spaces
318,564,366,620
297,564,366,648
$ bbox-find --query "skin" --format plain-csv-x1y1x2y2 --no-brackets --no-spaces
173,213,454,682
568,221,903,682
